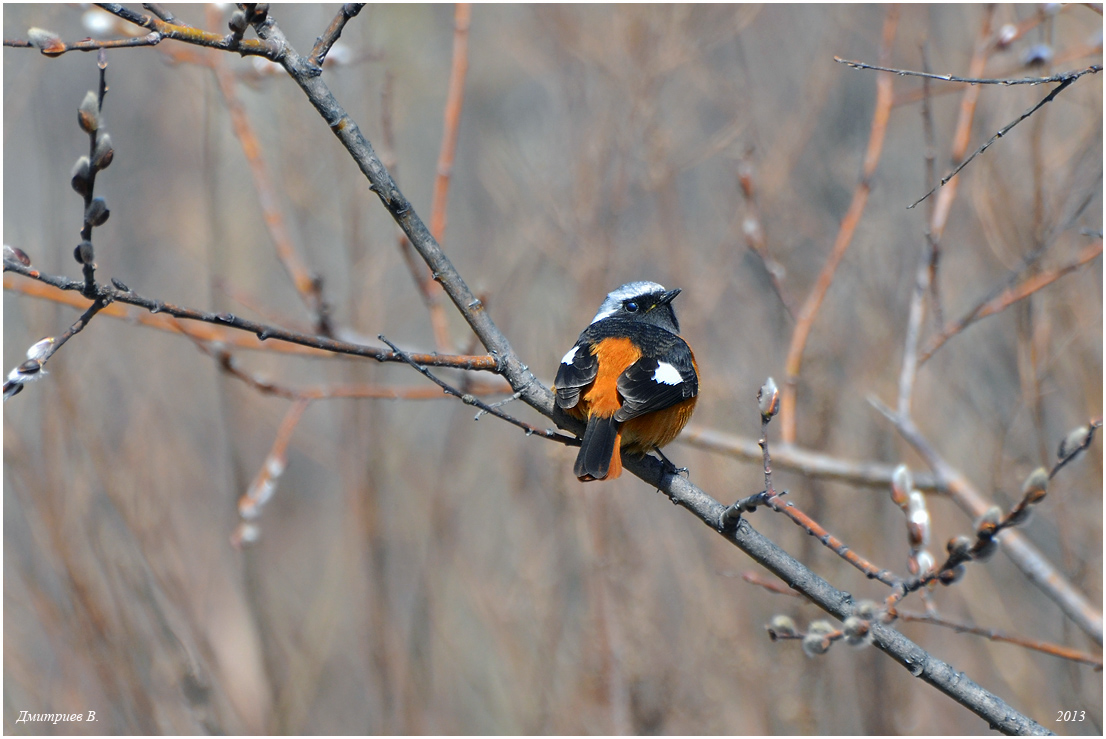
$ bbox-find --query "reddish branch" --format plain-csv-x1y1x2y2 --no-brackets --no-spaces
3,262,498,371
919,239,1103,363
779,6,898,444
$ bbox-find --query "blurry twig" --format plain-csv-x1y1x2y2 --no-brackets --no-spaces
1050,419,1102,479
421,2,473,353
740,572,808,599
918,239,1102,363
174,319,511,401
379,335,576,445
780,6,898,444
231,398,310,548
897,45,939,416
891,608,1103,668
680,424,942,491
870,397,1103,646
211,52,333,335
3,260,498,371
736,152,793,319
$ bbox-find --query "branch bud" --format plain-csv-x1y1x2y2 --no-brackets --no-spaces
1058,425,1090,460
78,90,101,133
28,27,65,56
842,616,871,647
4,244,32,266
972,536,999,562
766,615,797,639
74,240,95,265
228,10,248,35
85,197,110,227
757,377,779,419
801,620,836,657
890,464,912,507
26,338,55,362
1020,467,1049,505
92,132,114,170
71,157,92,197
975,506,1002,538
946,535,972,562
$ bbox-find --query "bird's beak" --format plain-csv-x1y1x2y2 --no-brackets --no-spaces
659,288,681,305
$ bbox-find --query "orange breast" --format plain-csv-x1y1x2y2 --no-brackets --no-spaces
620,395,698,454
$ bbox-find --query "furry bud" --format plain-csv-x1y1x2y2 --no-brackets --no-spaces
71,157,92,197
92,132,114,170
78,90,101,133
757,377,779,419
85,197,110,227
74,240,94,265
28,27,65,56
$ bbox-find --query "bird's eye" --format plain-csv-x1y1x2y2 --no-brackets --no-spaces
624,300,639,312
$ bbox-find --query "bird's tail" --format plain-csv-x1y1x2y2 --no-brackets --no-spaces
574,415,622,481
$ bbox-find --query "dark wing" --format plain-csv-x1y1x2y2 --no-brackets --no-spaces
613,347,698,423
554,340,598,410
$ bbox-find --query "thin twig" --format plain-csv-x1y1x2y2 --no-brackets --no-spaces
141,4,185,25
737,151,794,320
908,74,1093,209
231,398,311,548
175,319,510,401
94,4,276,57
1049,419,1102,479
870,397,1103,646
835,57,1102,86
780,6,898,444
680,424,942,491
919,239,1103,363
4,33,162,55
211,53,332,335
892,609,1103,668
930,6,994,239
379,335,576,445
3,259,498,371
422,2,473,353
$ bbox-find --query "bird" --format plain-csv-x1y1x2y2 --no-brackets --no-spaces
554,281,699,481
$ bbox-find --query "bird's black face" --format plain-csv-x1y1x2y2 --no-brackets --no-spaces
618,288,681,332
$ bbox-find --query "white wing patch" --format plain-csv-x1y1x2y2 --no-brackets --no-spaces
561,345,580,365
652,361,683,386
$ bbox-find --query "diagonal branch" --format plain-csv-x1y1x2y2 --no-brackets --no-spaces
779,6,898,443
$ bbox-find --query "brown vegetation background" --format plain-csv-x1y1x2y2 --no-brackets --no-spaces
4,4,1102,735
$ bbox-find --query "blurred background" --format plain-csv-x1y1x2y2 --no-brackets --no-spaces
4,4,1102,734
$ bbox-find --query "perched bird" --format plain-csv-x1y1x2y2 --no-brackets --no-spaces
554,281,699,481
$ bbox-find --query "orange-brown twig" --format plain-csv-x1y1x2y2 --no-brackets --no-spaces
873,399,1103,645
3,269,498,370
740,572,808,599
174,317,512,401
211,53,332,334
231,398,310,548
892,608,1103,668
422,2,473,353
927,6,994,240
779,6,898,444
4,33,162,55
918,239,1102,363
